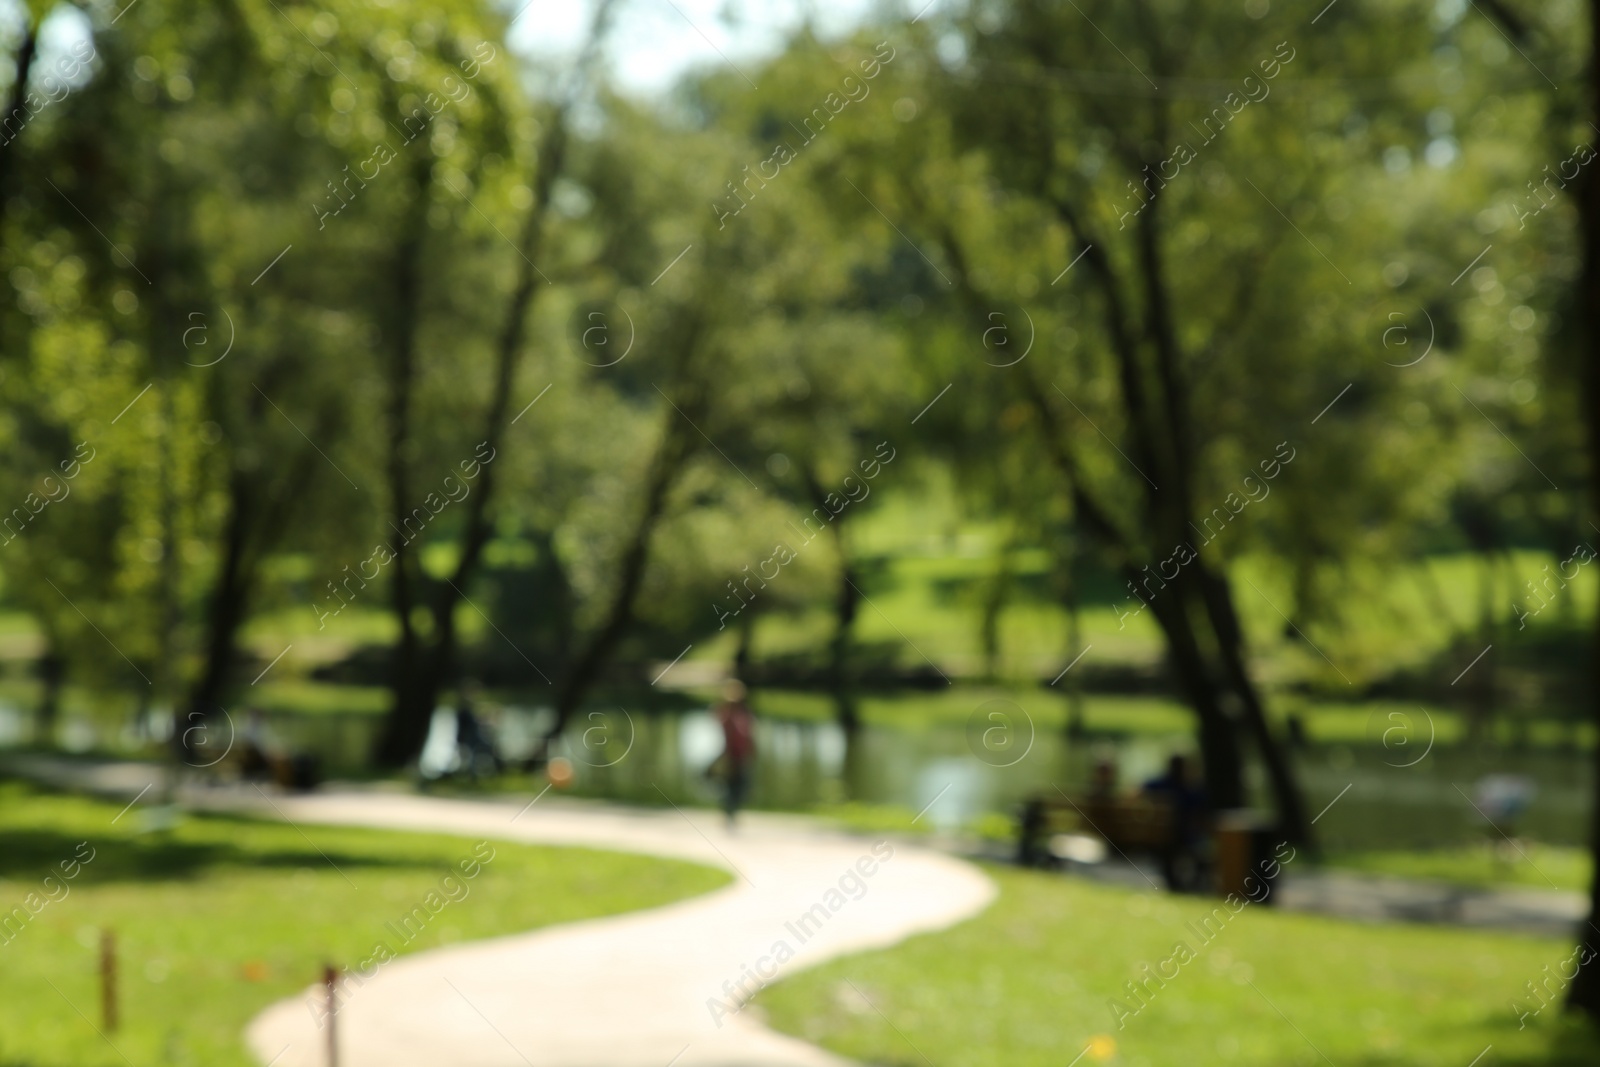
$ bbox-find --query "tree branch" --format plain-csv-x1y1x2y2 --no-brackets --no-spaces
1475,0,1531,43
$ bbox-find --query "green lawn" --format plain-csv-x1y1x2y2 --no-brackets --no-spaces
0,782,728,1066
746,685,1494,754
758,863,1600,1067
250,679,389,716
749,686,1193,734
1330,842,1592,894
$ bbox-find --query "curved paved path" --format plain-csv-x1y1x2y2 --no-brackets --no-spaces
243,790,996,1067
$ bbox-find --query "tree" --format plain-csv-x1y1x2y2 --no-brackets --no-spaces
1452,0,1600,1022
811,0,1459,841
370,1,624,767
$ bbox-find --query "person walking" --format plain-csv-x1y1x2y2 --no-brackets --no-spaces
714,679,756,828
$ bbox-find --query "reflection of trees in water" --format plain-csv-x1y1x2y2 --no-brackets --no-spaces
835,691,865,801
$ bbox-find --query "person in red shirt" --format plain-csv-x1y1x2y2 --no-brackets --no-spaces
715,679,756,827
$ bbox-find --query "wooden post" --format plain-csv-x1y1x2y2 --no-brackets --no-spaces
100,929,117,1032
323,964,338,1067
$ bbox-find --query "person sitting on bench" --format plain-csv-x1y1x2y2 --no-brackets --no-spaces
1142,754,1209,893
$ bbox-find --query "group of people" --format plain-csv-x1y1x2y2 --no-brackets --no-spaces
1072,752,1211,893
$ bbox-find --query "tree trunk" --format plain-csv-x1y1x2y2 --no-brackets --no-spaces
733,607,756,678
1062,571,1086,739
1134,182,1305,834
373,154,436,768
0,22,36,562
1140,574,1246,810
819,496,864,798
179,471,254,760
829,556,861,734
0,20,36,214
806,468,862,735
34,647,62,746
180,387,326,757
1015,364,1247,807
1193,564,1311,845
1564,0,1600,1020
980,539,1014,681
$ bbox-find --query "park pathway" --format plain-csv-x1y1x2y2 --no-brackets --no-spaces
8,756,1585,1060
239,789,997,1067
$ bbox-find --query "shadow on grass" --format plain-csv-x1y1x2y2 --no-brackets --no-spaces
0,822,429,887
1482,1018,1600,1067
1338,1014,1600,1067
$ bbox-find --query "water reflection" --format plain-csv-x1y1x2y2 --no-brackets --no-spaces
0,692,1589,852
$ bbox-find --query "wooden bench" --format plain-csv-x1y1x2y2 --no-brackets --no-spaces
1019,795,1286,902
1017,793,1175,866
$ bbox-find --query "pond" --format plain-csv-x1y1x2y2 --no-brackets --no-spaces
508,701,1592,854
1,689,1589,853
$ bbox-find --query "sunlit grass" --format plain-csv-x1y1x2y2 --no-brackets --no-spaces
0,782,727,1067
1329,842,1591,894
759,862,1600,1067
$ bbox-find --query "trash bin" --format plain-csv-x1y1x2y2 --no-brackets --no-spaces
1212,809,1281,903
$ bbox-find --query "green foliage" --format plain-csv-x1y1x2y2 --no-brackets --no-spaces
0,0,1590,768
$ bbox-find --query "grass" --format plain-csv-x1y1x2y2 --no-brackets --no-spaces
812,801,935,837
1329,842,1592,894
749,687,1194,735
0,782,728,1067
250,680,389,717
746,686,1492,755
757,862,1600,1067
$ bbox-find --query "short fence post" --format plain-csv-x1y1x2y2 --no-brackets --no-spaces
100,929,117,1033
323,964,339,1067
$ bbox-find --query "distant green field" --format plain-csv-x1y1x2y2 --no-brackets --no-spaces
750,687,1190,732
18,543,1587,698
746,686,1492,750
1,482,1588,752
705,536,1584,693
